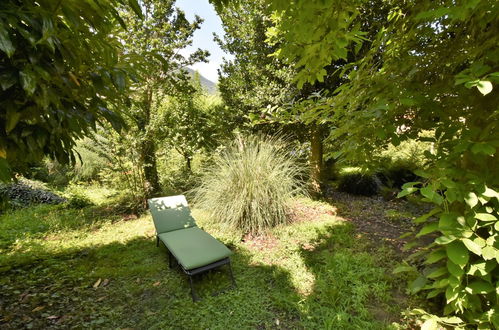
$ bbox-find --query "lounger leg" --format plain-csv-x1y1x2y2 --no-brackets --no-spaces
189,275,200,302
228,261,237,288
168,250,173,269
156,236,159,247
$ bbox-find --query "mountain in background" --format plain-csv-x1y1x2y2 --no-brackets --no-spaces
186,68,217,94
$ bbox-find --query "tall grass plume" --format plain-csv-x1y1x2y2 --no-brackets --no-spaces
193,135,307,234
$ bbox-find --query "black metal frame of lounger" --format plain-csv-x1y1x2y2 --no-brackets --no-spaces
156,236,237,301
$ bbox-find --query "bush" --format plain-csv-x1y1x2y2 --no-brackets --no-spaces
375,137,431,188
193,135,307,234
27,158,72,187
337,172,380,196
72,137,110,182
162,168,202,195
65,194,94,209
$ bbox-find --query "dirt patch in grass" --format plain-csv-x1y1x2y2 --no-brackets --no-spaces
325,189,431,251
242,233,280,252
287,199,337,223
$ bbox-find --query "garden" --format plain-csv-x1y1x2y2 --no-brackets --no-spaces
0,0,498,329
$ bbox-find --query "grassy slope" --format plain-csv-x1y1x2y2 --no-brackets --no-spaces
0,188,410,329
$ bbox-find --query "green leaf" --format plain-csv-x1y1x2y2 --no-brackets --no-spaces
393,264,415,274
402,181,421,189
446,241,469,267
0,25,15,57
0,158,11,182
426,289,443,299
481,246,497,261
447,260,464,277
414,208,441,224
426,248,446,264
439,212,459,231
427,266,447,279
409,275,427,294
19,69,36,95
471,143,496,156
440,178,456,188
0,70,17,90
420,186,434,199
435,235,456,245
482,186,499,199
421,318,438,330
467,262,489,276
397,187,418,198
128,0,144,18
466,281,494,294
464,192,479,209
417,222,438,237
476,80,492,95
439,316,463,324
5,109,21,133
475,213,497,221
112,70,126,91
462,238,482,256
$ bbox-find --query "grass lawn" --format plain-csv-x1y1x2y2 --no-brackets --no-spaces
0,187,422,329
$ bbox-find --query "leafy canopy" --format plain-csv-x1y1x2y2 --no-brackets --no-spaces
255,0,499,327
0,0,142,181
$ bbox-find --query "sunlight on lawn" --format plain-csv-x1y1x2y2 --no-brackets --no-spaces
0,194,404,329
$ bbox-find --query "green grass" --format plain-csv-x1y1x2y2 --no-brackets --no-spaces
0,186,409,329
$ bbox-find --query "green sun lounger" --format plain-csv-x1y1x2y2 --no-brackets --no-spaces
148,195,236,301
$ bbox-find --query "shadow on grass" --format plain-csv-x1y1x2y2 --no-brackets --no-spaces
0,204,124,253
0,233,303,329
296,223,405,329
0,220,402,329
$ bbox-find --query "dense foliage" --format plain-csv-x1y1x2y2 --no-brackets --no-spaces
259,0,499,327
117,0,208,196
193,135,306,234
337,173,380,197
0,0,142,181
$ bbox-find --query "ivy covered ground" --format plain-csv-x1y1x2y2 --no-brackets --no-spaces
0,186,430,329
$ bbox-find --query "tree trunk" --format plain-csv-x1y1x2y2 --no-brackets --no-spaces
309,125,324,197
138,86,161,198
186,156,192,172
141,139,161,197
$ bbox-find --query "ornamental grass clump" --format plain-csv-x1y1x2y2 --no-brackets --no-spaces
193,135,307,234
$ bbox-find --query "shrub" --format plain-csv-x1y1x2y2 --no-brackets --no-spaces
72,137,111,182
193,135,307,234
27,158,72,187
337,172,380,196
162,168,202,195
375,136,431,188
65,194,94,209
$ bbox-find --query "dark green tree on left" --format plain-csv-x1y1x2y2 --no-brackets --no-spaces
0,0,143,181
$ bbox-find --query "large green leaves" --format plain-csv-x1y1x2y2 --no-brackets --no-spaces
237,0,499,326
446,241,469,267
0,0,134,180
0,24,15,57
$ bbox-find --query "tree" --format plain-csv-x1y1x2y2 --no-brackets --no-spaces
0,0,142,181
160,74,224,171
251,0,498,327
118,0,208,197
216,0,389,195
216,1,333,193
215,0,296,117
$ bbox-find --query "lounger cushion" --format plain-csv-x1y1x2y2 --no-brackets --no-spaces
148,196,196,234
158,227,233,270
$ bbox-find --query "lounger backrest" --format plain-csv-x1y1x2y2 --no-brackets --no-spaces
147,195,197,234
